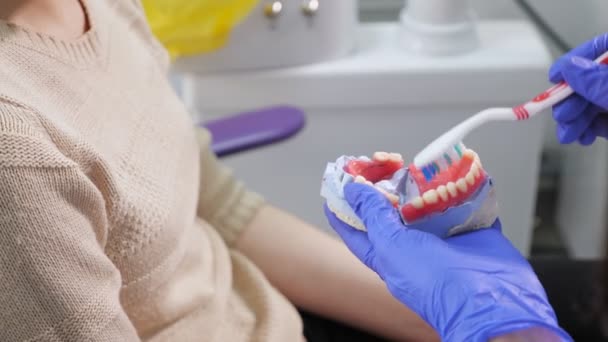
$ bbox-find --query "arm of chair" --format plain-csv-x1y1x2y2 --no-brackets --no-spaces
199,105,306,158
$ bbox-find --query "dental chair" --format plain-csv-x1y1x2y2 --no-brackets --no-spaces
199,105,305,157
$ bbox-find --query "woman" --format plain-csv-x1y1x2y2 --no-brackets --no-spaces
0,1,442,341
325,34,608,342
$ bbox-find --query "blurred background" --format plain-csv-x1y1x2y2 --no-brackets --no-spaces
159,0,608,259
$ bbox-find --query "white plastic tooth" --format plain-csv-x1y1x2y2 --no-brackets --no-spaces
365,180,374,186
422,190,439,204
456,179,468,193
354,175,367,183
373,151,389,162
386,193,400,204
436,185,449,201
463,149,475,159
471,163,480,178
465,172,475,185
375,185,387,193
446,182,458,197
375,186,399,204
411,197,424,209
388,152,403,162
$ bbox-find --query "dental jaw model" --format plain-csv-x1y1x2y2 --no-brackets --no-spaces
321,143,498,238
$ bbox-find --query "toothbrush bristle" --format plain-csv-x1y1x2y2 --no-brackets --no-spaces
419,142,466,182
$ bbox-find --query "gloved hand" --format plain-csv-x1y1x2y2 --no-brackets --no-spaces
549,33,608,145
325,183,572,342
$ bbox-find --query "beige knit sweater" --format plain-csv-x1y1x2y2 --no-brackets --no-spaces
0,0,303,341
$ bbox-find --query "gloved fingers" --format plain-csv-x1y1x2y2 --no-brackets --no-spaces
590,114,608,139
343,183,407,246
552,93,589,123
555,107,597,144
549,46,591,83
578,130,597,145
323,204,375,267
560,56,608,109
591,33,608,56
555,123,571,144
447,220,527,261
484,220,536,260
549,33,608,83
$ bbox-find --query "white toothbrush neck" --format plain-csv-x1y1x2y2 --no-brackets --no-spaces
413,108,512,167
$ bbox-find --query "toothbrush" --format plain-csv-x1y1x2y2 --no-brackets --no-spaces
413,50,608,170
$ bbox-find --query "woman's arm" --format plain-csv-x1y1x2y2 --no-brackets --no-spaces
235,204,439,342
0,119,140,341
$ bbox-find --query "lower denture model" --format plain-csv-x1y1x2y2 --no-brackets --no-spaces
320,144,499,238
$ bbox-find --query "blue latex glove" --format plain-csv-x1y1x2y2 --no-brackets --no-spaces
324,183,572,342
549,33,608,145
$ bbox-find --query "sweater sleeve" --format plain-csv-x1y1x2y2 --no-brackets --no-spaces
0,120,140,341
194,128,265,246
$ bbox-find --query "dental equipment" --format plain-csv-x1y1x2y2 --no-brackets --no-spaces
399,0,479,56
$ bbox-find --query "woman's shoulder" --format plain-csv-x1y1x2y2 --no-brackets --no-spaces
0,98,75,169
0,98,44,136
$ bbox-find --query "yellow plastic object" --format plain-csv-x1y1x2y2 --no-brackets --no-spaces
142,0,259,59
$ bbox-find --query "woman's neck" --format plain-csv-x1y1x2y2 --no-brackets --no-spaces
0,0,88,39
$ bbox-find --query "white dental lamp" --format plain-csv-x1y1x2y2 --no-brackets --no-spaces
399,0,480,55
